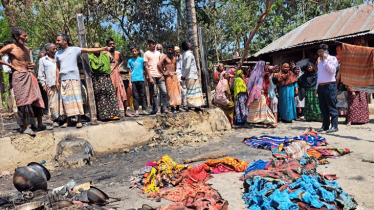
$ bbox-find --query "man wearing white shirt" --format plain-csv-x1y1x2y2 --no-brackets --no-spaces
38,43,59,126
315,44,339,133
175,46,187,110
181,40,204,110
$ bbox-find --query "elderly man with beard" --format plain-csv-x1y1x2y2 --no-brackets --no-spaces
0,27,46,135
157,44,181,113
175,46,187,111
38,43,60,127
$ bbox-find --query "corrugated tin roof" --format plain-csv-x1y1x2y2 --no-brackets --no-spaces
254,3,374,57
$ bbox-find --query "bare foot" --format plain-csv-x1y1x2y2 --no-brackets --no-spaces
347,121,351,126
125,112,134,117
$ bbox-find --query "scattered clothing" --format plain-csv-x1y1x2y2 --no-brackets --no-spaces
243,132,327,151
205,156,249,173
243,157,357,210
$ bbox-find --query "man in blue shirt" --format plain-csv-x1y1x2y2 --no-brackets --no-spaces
128,46,147,116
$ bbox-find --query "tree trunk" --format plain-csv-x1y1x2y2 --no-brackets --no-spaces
176,0,182,43
185,0,201,77
1,0,17,28
238,0,274,70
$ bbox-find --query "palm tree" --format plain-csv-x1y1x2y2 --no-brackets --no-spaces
185,0,201,78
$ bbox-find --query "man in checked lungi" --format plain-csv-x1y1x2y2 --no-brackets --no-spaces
38,43,60,128
0,27,46,136
55,34,112,128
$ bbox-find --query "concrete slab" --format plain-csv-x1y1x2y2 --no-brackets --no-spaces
0,108,230,172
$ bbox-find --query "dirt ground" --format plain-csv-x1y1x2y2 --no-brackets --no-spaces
0,117,373,210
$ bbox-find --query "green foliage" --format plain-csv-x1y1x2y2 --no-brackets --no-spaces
197,0,365,66
0,0,368,72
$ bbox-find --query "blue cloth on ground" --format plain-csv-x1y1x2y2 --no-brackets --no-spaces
243,165,357,210
244,159,270,176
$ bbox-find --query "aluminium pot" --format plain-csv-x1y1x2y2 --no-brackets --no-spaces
13,166,47,192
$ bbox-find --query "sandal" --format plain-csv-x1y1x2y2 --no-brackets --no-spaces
61,123,68,128
23,128,35,136
134,113,139,117
76,123,83,128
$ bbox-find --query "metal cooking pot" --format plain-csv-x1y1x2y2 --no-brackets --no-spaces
27,162,51,181
87,186,109,205
13,167,47,192
14,201,44,210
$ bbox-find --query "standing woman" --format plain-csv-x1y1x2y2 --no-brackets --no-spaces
214,72,234,125
246,61,276,127
275,62,298,122
346,86,369,126
293,66,305,119
88,43,120,120
233,70,248,125
298,63,322,121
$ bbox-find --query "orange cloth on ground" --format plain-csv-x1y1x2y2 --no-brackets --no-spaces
204,156,249,172
165,74,182,106
340,43,374,87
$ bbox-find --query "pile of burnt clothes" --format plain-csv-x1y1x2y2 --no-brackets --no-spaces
242,130,357,209
242,157,357,210
130,155,249,210
242,130,351,164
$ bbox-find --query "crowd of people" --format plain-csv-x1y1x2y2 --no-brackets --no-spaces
213,43,371,132
0,27,205,135
0,26,371,136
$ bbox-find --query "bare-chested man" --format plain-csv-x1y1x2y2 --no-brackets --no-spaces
0,27,46,135
157,44,181,113
104,38,133,117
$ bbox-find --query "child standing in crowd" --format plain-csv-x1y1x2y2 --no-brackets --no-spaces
293,66,305,119
128,46,148,117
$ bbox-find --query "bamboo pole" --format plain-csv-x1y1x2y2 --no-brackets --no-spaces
76,13,97,124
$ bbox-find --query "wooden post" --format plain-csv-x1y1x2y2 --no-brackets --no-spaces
76,13,97,124
198,27,212,108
